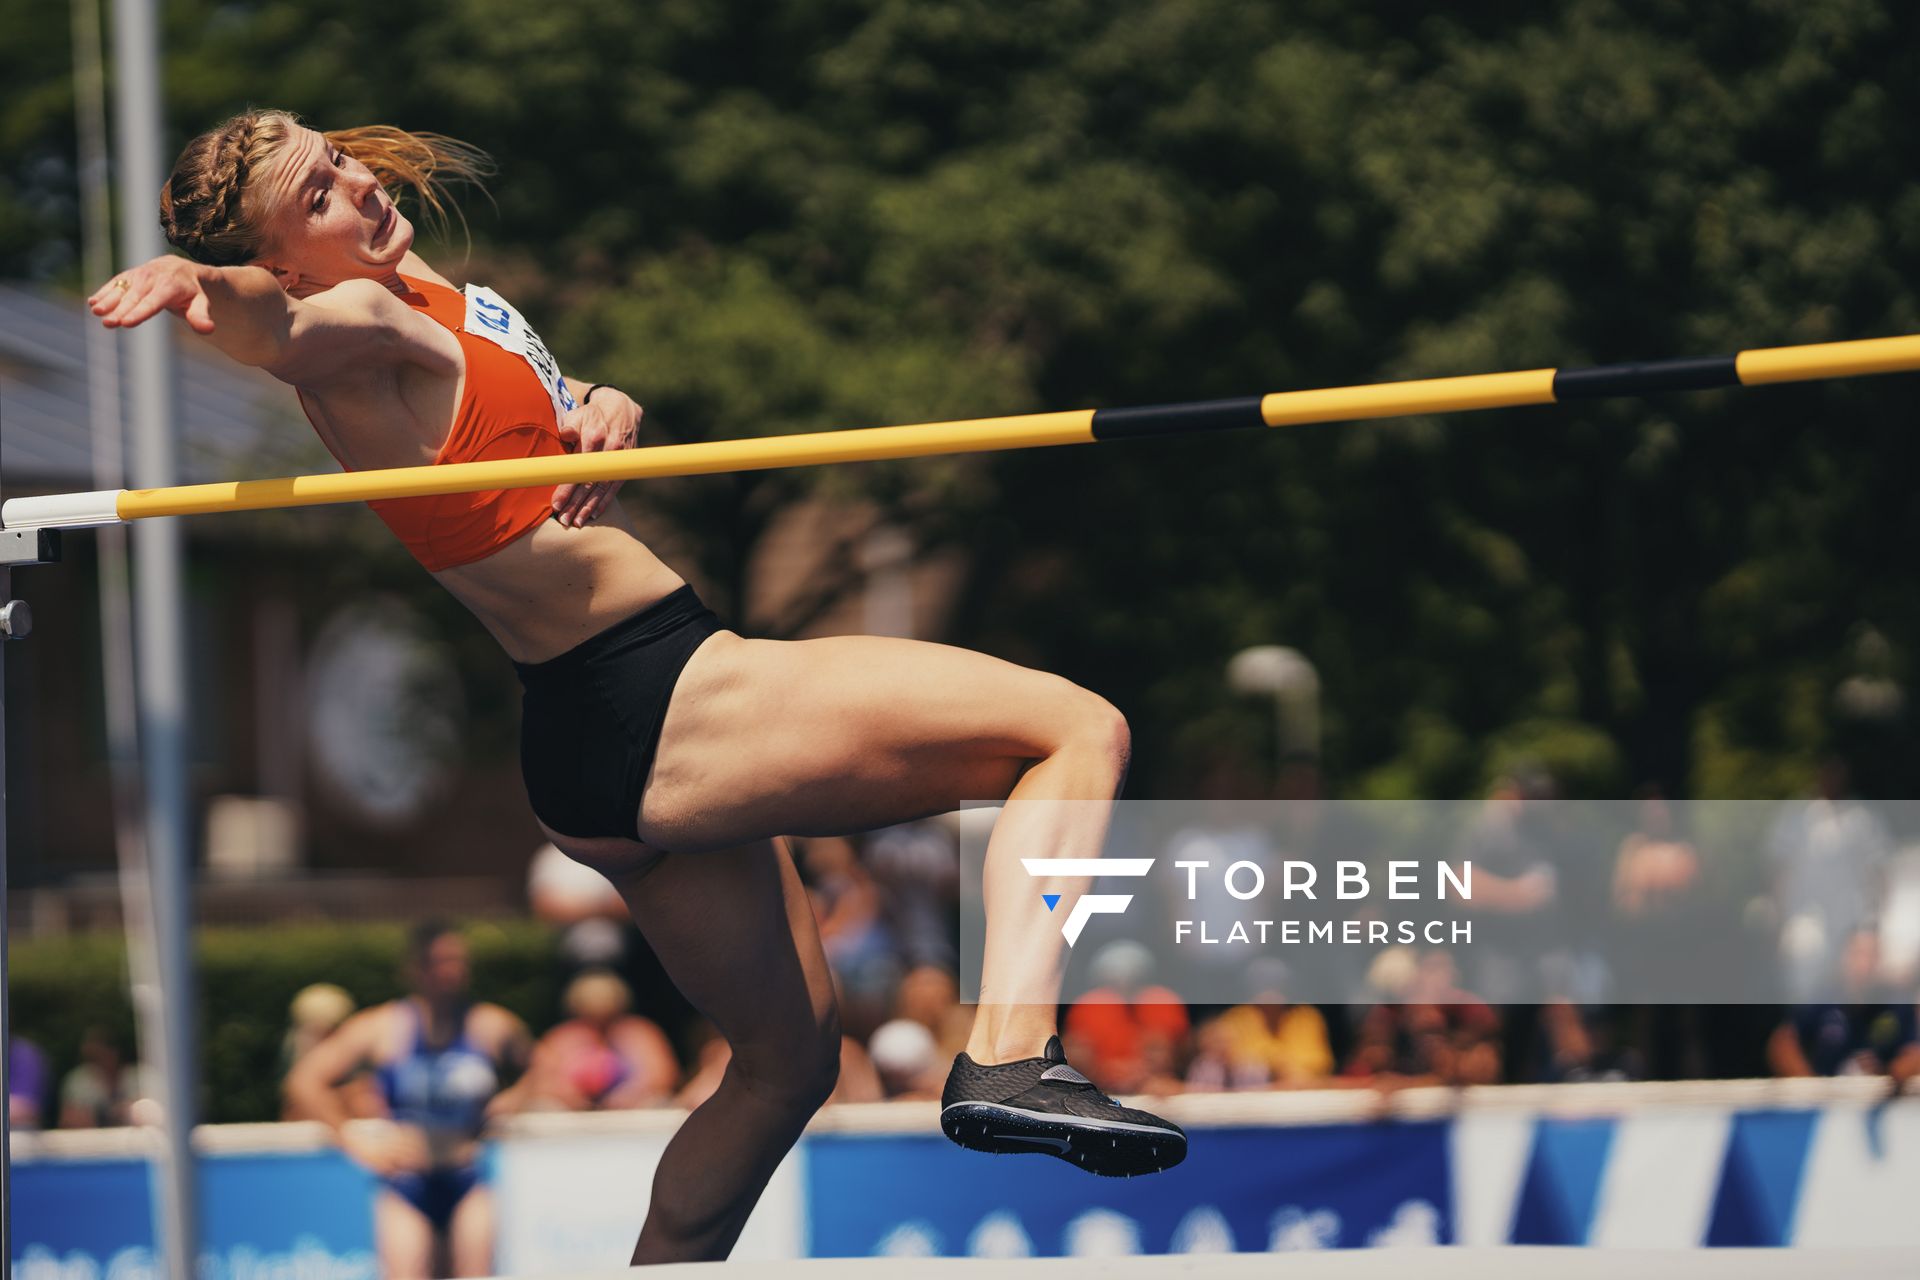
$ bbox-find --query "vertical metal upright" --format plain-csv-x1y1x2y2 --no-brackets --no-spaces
76,3,175,1259
1,556,11,1274
110,0,201,1275
1,526,61,1273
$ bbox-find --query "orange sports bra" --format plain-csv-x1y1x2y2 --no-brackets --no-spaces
307,273,577,572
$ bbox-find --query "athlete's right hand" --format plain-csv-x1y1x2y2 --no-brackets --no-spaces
88,256,217,334
340,1120,431,1178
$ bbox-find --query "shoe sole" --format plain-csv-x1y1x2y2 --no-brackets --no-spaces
940,1101,1187,1177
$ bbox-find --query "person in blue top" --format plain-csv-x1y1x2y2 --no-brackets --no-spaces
286,921,532,1279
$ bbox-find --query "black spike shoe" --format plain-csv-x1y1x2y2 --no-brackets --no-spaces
939,1035,1187,1177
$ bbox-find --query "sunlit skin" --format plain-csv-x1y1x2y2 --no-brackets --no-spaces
254,130,413,296
95,120,1133,1263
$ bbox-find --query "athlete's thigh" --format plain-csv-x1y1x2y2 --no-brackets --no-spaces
642,634,1089,851
373,1190,436,1280
603,838,837,1072
446,1185,495,1279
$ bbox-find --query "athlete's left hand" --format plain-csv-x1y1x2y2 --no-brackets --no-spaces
554,387,643,528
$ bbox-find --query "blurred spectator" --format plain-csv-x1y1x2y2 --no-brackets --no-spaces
1202,960,1333,1089
527,841,697,1049
831,1036,885,1104
1532,1002,1641,1084
893,965,970,1060
527,841,630,975
1769,758,1891,1002
1613,789,1700,917
281,983,381,1122
285,983,356,1062
1769,929,1917,1079
285,921,532,1279
799,835,899,1037
525,970,680,1110
59,1028,155,1129
1345,952,1502,1087
1184,1017,1261,1093
1455,769,1560,1004
868,1018,942,1098
1614,789,1709,1079
1134,1021,1187,1097
9,1035,49,1130
864,818,962,972
1062,940,1189,1095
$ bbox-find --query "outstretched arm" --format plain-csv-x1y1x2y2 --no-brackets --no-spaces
90,256,435,385
90,258,292,366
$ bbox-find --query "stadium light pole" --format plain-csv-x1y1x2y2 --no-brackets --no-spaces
1227,645,1321,786
110,0,201,1275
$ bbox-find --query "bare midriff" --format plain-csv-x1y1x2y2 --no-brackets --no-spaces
430,503,690,664
290,260,692,665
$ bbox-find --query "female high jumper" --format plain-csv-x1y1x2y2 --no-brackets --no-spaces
92,111,1185,1264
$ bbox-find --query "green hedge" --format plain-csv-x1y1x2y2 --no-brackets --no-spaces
9,920,561,1124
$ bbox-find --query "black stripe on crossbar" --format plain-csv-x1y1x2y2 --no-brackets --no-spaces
1090,396,1268,441
1552,355,1739,400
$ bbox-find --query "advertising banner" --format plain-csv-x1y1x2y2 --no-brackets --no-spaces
805,1122,1452,1257
10,1149,377,1279
13,1096,1919,1267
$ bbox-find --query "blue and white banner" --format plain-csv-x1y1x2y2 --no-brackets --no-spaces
11,1149,377,1279
805,1123,1451,1257
1452,1099,1920,1249
11,1096,1920,1269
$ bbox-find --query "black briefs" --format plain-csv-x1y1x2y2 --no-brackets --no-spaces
514,584,722,841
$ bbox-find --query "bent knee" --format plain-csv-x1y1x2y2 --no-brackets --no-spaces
732,1010,842,1110
1066,691,1131,770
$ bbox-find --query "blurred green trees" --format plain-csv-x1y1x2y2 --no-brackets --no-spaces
5,0,1917,799
8,919,559,1124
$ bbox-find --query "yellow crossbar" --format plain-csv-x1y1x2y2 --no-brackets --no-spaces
5,332,1919,532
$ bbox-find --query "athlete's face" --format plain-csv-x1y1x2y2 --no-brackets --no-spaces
254,125,413,290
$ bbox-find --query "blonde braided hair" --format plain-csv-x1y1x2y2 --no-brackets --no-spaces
160,109,492,266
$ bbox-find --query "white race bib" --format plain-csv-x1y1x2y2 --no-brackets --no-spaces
462,283,577,424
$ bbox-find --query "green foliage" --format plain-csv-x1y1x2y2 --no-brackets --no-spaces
7,1,1919,797
9,921,559,1124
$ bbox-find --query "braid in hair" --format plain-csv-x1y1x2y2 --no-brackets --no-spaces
160,109,298,266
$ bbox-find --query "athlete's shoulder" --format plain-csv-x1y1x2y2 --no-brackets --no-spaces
302,275,413,320
398,250,457,291
276,276,453,385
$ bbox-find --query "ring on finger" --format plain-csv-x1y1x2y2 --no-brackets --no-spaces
113,277,130,291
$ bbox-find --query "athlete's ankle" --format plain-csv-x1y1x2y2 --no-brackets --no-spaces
963,1028,1066,1066
965,1049,1034,1067
963,1012,1057,1065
